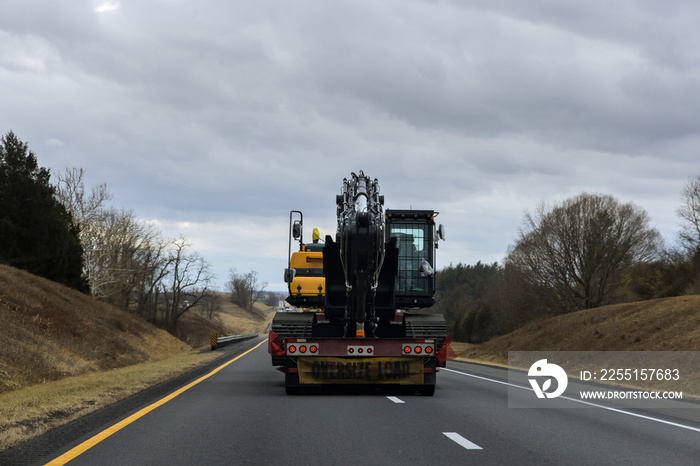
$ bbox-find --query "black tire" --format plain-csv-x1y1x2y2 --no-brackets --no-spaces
419,384,435,396
285,385,301,395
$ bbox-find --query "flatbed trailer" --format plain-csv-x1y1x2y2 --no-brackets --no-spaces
269,311,451,395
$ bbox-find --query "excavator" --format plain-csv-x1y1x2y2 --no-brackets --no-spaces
269,171,451,395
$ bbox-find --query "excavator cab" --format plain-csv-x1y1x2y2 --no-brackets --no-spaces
284,211,325,308
386,209,443,308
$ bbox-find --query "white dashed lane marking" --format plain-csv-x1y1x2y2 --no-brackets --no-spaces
443,432,483,450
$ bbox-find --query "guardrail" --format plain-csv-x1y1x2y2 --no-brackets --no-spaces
211,333,258,350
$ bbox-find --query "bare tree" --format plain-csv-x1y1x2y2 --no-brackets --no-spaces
678,173,700,256
196,291,222,319
88,208,163,309
52,168,161,308
52,167,219,331
160,236,213,332
53,167,113,292
227,268,267,312
506,193,661,314
53,167,112,227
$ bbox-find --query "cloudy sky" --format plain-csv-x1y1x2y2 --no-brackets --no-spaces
2,0,699,290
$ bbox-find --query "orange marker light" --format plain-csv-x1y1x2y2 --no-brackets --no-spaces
300,346,307,353
425,346,433,354
404,346,412,354
288,345,297,353
310,345,318,354
415,346,423,354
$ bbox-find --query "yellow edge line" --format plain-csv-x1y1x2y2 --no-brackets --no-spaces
45,338,268,465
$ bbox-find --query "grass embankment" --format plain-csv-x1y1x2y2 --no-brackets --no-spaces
0,264,273,451
452,295,700,396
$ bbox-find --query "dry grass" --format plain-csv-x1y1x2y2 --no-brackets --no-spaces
453,295,700,396
0,264,272,451
0,351,219,451
173,298,273,348
0,265,192,393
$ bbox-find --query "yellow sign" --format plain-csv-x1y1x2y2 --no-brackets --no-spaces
297,357,424,385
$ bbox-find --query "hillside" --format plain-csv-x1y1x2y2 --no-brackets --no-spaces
0,264,269,394
0,265,193,393
0,264,273,451
453,294,700,364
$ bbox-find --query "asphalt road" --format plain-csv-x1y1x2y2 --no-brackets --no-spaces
7,337,700,465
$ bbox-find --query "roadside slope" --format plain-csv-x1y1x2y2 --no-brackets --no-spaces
0,265,271,451
0,264,191,393
453,294,700,365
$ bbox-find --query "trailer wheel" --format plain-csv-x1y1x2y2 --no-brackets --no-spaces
419,385,435,396
285,370,301,395
285,385,301,395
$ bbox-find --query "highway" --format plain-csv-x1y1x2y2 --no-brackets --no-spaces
8,337,700,465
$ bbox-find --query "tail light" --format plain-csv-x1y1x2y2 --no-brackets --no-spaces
286,342,321,355
403,343,435,355
347,345,375,356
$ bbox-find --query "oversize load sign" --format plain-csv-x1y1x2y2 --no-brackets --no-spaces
298,357,423,384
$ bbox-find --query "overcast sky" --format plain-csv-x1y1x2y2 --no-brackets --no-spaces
2,0,699,291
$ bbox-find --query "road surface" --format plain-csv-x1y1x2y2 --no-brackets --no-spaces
5,337,699,465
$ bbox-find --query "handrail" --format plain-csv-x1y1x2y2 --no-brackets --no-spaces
210,333,258,350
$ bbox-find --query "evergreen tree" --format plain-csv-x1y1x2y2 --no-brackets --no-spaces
0,131,88,292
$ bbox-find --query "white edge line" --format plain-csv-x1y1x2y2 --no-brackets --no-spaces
443,432,482,450
387,396,405,404
443,367,700,433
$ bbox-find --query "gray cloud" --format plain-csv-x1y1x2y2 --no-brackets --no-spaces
2,0,699,288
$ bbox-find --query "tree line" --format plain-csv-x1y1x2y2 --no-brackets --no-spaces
6,130,699,342
0,131,267,333
433,184,700,343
